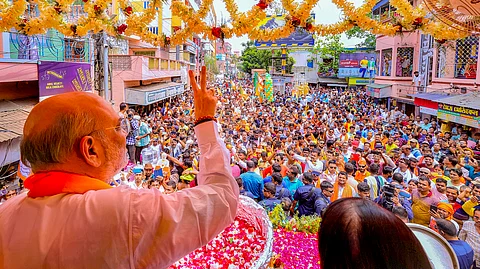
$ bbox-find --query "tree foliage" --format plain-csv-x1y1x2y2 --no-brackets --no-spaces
204,54,219,75
240,41,295,75
345,26,377,49
310,35,346,74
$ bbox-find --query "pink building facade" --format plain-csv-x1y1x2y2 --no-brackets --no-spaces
372,1,480,118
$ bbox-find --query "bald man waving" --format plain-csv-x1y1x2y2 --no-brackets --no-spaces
0,67,239,269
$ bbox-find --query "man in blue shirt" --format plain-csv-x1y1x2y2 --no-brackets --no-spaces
259,182,282,211
272,172,291,200
436,219,474,269
282,166,303,199
292,172,321,217
240,161,264,201
315,181,334,216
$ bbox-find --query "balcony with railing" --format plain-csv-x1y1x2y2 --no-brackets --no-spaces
110,55,182,81
396,84,425,98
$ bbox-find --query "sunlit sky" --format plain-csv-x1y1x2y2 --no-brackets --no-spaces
213,0,365,52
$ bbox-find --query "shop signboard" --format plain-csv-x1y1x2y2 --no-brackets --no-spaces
38,61,93,100
437,103,480,128
348,77,370,85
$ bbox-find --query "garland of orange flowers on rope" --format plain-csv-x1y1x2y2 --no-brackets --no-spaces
0,0,474,46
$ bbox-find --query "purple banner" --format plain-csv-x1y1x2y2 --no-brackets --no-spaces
38,61,93,99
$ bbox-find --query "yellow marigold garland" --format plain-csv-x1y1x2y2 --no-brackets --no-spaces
0,0,475,46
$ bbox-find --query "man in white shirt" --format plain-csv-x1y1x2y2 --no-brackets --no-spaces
412,71,421,87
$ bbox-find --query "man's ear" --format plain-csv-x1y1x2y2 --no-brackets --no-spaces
79,136,102,168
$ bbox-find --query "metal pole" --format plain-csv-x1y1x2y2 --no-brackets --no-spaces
103,31,110,103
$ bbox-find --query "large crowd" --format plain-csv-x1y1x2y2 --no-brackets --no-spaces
3,80,480,268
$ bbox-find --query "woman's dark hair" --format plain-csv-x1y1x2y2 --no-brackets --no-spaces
318,198,432,269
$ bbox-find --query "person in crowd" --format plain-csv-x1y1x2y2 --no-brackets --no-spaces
459,207,480,268
259,182,282,211
240,161,264,201
236,177,255,200
292,172,321,217
314,181,334,216
330,171,355,202
432,177,448,201
354,159,370,182
356,182,371,200
411,176,440,226
363,163,386,200
392,206,409,223
282,166,303,198
437,219,474,269
0,67,239,268
319,198,432,268
272,172,291,200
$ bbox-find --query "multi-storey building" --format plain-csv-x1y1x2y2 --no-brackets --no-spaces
371,0,480,122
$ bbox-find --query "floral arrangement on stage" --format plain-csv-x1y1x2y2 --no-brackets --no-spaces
269,205,321,234
170,196,274,269
266,205,321,269
0,0,473,46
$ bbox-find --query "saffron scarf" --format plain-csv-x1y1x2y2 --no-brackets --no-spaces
331,182,354,202
24,171,112,198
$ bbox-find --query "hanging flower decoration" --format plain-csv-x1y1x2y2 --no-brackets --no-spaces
256,0,268,10
116,23,127,35
123,6,133,16
0,0,474,45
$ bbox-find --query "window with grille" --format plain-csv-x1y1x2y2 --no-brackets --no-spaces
436,36,479,79
148,27,158,35
395,47,414,77
381,48,392,76
64,38,86,62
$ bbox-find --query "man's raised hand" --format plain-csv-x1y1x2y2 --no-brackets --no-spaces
189,66,217,120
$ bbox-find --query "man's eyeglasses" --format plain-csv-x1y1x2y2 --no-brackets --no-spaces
420,171,429,175
88,118,129,137
325,189,334,193
329,166,336,169
359,165,366,168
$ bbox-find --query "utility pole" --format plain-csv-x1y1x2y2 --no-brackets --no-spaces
103,31,110,104
93,31,111,104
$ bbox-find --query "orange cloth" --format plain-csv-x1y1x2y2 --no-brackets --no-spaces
331,182,354,202
354,171,371,183
437,202,454,220
24,171,112,198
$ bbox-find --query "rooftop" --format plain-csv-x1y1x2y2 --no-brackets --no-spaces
0,98,36,143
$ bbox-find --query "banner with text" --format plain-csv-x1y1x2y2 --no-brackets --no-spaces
38,61,93,100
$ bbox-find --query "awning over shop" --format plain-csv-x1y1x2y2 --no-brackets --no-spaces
436,93,480,129
327,84,348,87
412,93,452,109
125,82,185,106
367,84,391,98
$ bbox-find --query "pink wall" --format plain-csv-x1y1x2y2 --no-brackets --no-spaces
375,33,421,98
0,62,38,82
375,32,480,97
111,55,184,110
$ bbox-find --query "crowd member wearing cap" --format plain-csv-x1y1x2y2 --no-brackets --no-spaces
354,159,370,183
436,219,474,269
429,202,459,233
